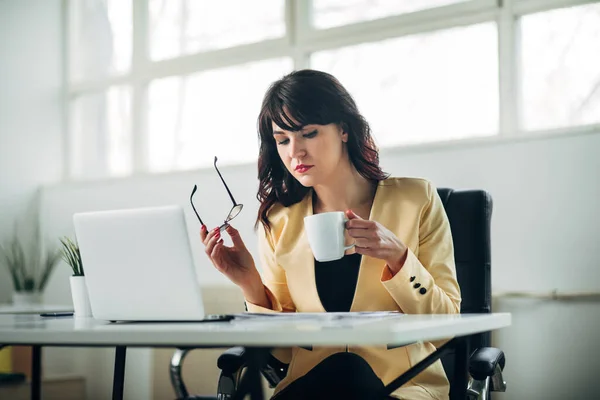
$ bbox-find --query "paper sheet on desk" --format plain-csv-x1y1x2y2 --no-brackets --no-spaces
230,311,404,327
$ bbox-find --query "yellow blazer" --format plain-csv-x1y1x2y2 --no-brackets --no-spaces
246,177,461,399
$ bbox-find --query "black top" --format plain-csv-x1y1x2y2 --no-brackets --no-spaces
315,253,362,312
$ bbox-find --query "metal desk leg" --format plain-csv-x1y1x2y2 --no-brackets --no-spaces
112,346,127,400
451,337,469,400
232,347,269,400
384,336,475,397
31,345,42,400
246,348,267,400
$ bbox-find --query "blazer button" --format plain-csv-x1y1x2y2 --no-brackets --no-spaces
413,283,421,289
410,276,416,282
419,287,427,295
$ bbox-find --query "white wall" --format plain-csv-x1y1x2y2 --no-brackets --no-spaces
40,130,600,399
0,0,89,394
0,0,64,302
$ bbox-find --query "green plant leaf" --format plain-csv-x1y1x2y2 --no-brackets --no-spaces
12,238,26,289
60,236,83,276
38,248,61,291
23,277,35,291
60,238,77,275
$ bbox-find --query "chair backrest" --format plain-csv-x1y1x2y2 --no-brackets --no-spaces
436,188,493,400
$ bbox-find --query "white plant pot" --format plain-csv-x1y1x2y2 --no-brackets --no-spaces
69,276,93,318
12,291,41,306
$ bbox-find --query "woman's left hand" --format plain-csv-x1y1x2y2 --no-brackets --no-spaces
345,209,408,273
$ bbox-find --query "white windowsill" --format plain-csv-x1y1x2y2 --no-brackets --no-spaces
46,123,600,190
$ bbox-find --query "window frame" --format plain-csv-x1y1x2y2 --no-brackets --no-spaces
64,0,600,180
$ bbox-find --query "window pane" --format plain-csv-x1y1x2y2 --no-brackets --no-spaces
147,58,292,172
71,87,132,179
521,4,600,131
149,0,285,61
313,0,467,29
70,0,132,82
311,23,498,147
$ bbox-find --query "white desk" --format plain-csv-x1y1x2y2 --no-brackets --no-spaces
0,304,73,314
0,313,511,400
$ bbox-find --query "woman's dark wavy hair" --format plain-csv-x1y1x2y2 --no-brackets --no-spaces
256,69,388,231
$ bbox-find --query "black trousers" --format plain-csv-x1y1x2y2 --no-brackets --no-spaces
272,352,387,400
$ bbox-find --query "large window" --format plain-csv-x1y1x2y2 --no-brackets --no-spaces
312,23,499,146
148,0,286,60
70,86,132,179
146,58,292,172
520,3,600,131
67,0,600,180
69,0,132,83
312,0,468,29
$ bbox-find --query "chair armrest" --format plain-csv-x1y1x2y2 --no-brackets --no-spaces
217,346,247,373
469,347,506,380
172,347,289,399
216,347,289,388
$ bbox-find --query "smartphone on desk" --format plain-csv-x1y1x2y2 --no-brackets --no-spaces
40,312,74,317
205,314,235,322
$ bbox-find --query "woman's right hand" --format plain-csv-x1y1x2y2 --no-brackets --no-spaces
201,224,261,289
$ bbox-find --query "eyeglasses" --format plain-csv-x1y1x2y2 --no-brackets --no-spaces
190,156,243,232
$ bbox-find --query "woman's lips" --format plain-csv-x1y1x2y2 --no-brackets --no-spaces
295,165,313,173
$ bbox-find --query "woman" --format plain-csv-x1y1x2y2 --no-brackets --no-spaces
200,69,461,399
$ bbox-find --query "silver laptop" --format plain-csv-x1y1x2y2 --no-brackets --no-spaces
73,205,210,322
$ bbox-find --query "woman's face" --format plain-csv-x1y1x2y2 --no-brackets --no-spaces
272,122,349,187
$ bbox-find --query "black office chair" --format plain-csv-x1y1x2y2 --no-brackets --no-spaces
170,188,507,400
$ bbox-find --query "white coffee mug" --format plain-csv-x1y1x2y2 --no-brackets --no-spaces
304,211,355,262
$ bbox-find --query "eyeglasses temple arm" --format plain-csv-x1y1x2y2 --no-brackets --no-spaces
190,186,205,226
214,156,238,206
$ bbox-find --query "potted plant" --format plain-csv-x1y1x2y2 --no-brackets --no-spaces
60,236,92,317
0,231,61,306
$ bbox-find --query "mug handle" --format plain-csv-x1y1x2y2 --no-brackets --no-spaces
343,217,356,250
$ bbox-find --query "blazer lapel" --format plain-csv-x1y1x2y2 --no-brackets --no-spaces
276,190,326,312
278,180,401,313
350,180,401,311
